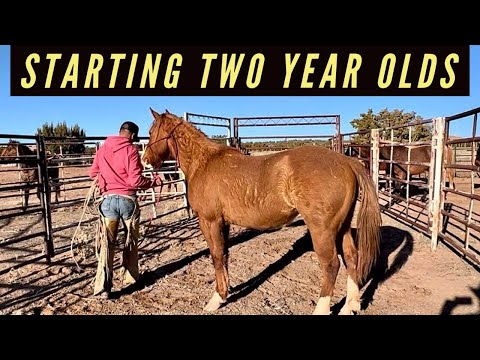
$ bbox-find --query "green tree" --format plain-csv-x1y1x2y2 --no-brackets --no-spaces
350,109,380,144
350,108,432,144
37,121,87,154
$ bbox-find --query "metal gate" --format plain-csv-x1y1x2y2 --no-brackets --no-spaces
233,114,342,153
343,108,480,267
0,135,54,275
185,112,232,145
442,107,480,265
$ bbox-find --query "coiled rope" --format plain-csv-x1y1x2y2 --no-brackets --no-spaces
70,176,102,272
70,176,162,272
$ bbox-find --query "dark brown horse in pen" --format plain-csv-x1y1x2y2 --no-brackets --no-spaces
0,140,61,210
344,145,388,173
475,144,480,168
143,109,382,315
345,143,455,191
378,142,455,193
161,154,181,193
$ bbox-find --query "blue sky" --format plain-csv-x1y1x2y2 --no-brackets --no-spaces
1,45,479,140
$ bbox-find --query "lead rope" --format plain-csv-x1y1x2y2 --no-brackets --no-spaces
143,178,164,240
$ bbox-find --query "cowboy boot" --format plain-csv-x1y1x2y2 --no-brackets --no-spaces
93,218,119,299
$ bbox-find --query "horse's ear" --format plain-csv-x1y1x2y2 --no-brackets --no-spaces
150,108,162,119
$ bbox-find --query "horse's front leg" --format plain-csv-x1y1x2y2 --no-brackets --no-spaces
199,217,230,312
52,181,60,203
393,169,406,195
22,185,29,211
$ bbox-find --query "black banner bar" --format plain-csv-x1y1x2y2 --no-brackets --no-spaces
10,45,470,96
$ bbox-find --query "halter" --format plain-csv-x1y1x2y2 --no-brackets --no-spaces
145,121,182,172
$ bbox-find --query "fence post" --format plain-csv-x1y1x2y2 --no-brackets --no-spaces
430,117,446,251
36,136,54,262
335,115,341,153
336,134,344,154
371,129,380,193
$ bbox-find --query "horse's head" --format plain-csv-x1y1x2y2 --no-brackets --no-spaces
0,140,19,157
143,108,181,169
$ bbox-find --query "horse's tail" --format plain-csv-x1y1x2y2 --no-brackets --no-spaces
348,159,382,286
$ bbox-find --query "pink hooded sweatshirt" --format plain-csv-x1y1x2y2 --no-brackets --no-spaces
89,136,154,196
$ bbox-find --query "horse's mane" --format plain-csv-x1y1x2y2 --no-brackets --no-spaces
0,140,37,169
2,140,32,156
6,140,36,155
152,112,207,137
153,111,235,154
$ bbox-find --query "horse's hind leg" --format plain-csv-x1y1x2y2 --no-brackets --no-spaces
53,183,60,203
22,187,29,211
339,226,361,315
199,217,230,312
309,226,340,315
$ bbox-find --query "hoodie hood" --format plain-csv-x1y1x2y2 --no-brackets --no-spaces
103,136,133,153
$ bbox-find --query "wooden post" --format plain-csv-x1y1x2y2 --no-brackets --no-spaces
430,117,446,251
371,129,380,194
427,133,436,230
335,115,341,153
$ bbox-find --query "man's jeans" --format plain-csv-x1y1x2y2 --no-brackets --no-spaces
100,195,136,220
94,194,141,298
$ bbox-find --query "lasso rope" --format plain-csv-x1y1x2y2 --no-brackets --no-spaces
70,176,163,272
70,176,102,272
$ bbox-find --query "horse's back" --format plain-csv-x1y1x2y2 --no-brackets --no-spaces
209,145,354,184
192,145,360,229
269,146,361,230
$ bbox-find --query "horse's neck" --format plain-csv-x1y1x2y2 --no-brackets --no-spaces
18,146,37,167
170,123,219,180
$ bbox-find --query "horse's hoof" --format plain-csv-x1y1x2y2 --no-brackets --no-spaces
339,307,355,315
312,309,332,315
312,296,331,315
203,292,226,312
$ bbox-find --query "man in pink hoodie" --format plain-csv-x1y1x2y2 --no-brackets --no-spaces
89,121,162,299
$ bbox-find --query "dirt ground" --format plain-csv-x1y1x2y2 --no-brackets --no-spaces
0,166,479,316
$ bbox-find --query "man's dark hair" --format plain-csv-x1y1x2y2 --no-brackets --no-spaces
120,121,140,143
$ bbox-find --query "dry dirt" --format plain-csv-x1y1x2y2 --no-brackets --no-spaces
0,166,479,316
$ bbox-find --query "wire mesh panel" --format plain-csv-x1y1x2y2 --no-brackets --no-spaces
233,114,341,154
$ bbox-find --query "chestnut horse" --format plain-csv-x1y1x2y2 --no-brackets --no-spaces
0,140,61,210
143,109,382,315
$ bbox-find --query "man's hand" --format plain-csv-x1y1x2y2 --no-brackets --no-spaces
152,174,163,187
